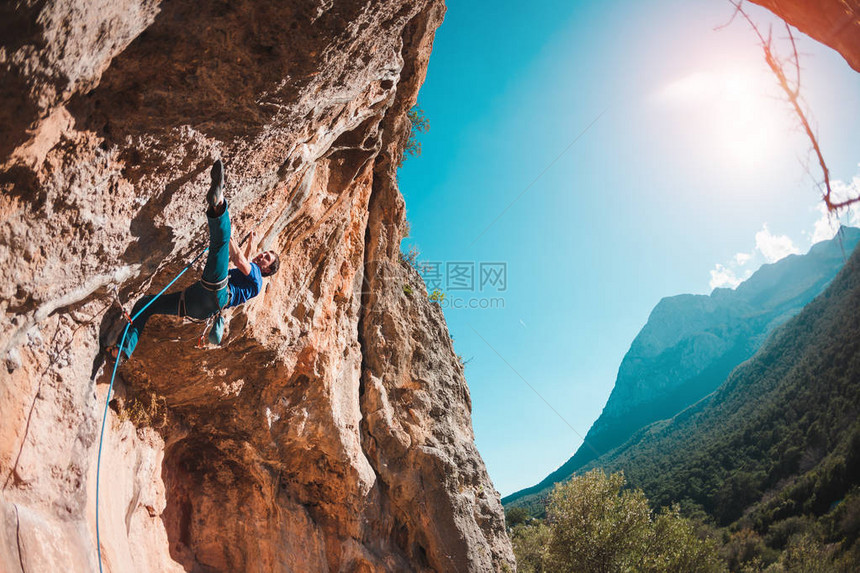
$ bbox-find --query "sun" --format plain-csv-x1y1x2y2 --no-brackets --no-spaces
714,70,788,165
656,66,793,170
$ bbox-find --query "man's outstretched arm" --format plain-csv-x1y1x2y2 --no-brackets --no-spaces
242,231,258,262
229,235,253,276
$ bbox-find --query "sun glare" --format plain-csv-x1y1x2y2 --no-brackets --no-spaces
656,67,792,169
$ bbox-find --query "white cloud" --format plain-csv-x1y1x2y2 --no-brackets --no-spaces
755,224,800,263
807,165,860,245
709,224,798,292
656,72,716,103
808,166,860,244
810,203,841,244
707,164,860,294
709,263,743,290
831,166,860,206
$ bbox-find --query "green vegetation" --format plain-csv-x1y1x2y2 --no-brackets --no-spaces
400,105,429,166
511,521,551,573
397,245,449,307
428,289,445,304
115,391,167,428
510,469,724,572
505,232,860,512
505,506,530,528
508,249,860,570
399,244,421,270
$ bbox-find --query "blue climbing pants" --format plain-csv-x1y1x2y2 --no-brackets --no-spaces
119,205,232,358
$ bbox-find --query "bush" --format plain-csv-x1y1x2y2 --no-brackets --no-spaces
720,528,776,571
833,489,860,544
510,522,551,573
767,516,819,550
545,470,651,572
765,533,839,572
542,469,726,573
429,289,445,304
644,505,726,573
399,245,421,270
400,105,429,165
505,506,530,528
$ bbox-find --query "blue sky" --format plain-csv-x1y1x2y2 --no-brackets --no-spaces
397,0,860,497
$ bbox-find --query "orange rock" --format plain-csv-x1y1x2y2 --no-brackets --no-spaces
0,0,514,571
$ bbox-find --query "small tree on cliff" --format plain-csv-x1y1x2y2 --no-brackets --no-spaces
400,105,429,166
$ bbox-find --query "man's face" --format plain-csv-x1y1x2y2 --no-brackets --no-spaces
253,251,276,273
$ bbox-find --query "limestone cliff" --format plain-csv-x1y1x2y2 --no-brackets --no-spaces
0,1,515,571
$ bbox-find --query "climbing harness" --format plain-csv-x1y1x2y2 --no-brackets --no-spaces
96,246,207,573
200,276,229,292
176,280,232,348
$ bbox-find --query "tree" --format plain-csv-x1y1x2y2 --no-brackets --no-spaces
545,470,651,572
400,105,429,166
505,506,530,528
642,506,726,573
510,521,552,573
541,469,725,573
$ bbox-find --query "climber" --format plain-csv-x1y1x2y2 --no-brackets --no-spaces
106,159,280,360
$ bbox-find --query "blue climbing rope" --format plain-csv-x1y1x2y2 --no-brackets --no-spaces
95,247,208,573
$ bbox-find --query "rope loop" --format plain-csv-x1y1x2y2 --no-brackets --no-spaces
96,245,208,573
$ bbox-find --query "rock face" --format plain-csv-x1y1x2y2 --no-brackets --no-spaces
750,0,860,73
505,229,860,507
0,1,515,572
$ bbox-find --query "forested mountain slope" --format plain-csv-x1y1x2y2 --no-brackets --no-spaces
587,241,860,550
505,229,860,507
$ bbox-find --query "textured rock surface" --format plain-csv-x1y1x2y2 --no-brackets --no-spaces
750,0,860,73
0,1,515,571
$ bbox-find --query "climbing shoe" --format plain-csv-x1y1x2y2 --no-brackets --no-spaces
207,159,225,214
208,315,225,345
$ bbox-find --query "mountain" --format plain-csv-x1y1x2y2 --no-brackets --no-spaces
586,231,860,538
505,228,860,508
